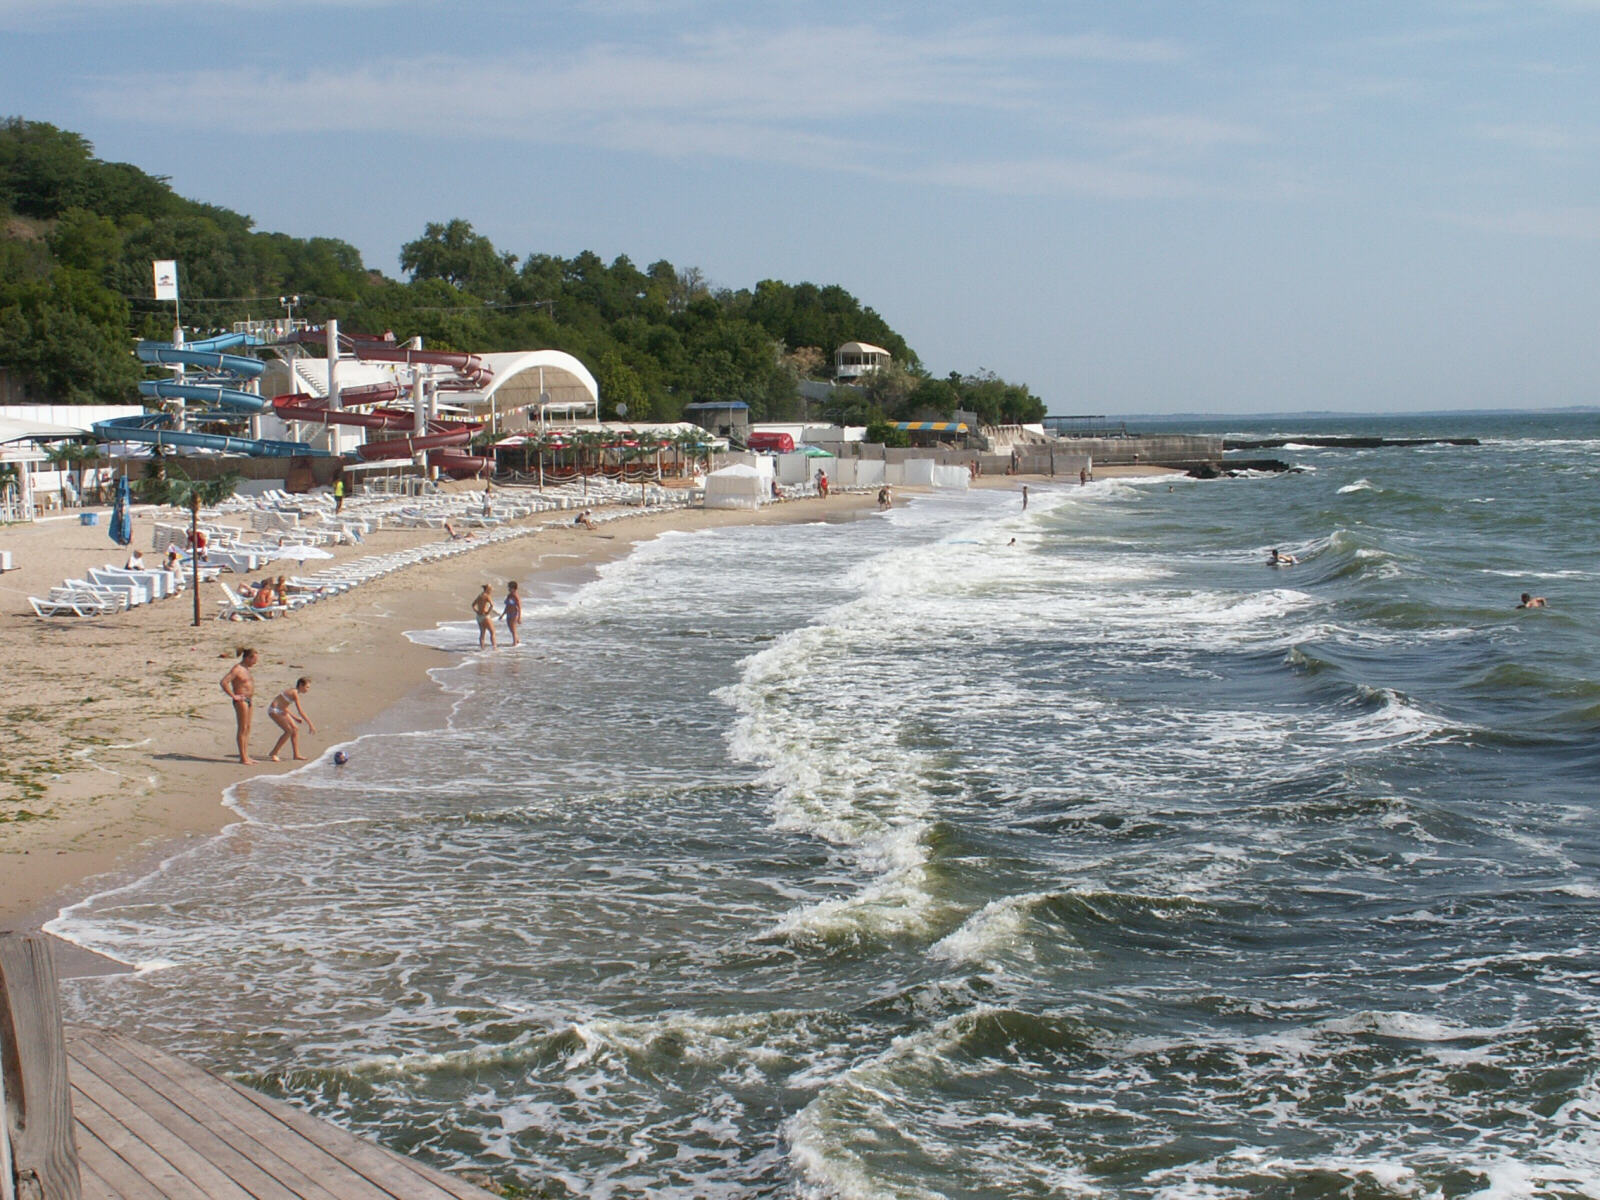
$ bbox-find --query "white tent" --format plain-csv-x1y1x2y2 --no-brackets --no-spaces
703,463,767,510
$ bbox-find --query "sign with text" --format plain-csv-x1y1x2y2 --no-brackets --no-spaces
152,259,179,301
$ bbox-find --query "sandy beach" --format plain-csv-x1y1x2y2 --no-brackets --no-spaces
0,466,1175,939
0,487,884,932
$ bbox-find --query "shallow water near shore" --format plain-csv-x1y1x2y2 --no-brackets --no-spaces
55,412,1600,1198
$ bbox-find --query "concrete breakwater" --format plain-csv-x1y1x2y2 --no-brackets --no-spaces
1225,436,1480,449
1040,434,1224,472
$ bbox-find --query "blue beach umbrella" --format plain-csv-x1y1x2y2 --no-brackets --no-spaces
109,475,133,547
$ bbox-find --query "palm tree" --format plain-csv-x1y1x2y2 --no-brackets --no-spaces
44,441,94,507
145,462,241,626
0,461,18,517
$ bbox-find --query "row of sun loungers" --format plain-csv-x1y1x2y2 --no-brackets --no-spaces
28,563,188,617
31,484,697,620
214,502,684,619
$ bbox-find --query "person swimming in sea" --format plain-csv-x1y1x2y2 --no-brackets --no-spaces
1268,548,1298,566
1518,592,1547,608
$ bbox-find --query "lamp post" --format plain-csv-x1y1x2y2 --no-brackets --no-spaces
278,293,300,336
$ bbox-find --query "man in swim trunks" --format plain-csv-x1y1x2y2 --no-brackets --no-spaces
220,648,259,764
472,584,498,649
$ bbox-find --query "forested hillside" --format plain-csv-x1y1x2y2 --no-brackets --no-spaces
0,118,1043,425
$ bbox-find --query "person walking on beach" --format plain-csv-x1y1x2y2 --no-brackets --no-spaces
472,584,499,649
333,476,345,513
503,581,522,646
220,648,259,764
267,677,317,761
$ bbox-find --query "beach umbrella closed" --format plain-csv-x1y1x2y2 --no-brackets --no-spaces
109,475,133,547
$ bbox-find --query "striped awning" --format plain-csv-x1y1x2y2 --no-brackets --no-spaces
894,421,969,433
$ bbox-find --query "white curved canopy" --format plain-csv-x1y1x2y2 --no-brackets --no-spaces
459,350,599,422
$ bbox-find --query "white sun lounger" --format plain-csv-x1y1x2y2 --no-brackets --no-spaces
29,590,123,617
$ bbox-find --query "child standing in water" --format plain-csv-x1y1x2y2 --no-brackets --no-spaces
267,677,317,761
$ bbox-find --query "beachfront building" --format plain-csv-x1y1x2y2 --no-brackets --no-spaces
682,400,750,444
834,342,891,382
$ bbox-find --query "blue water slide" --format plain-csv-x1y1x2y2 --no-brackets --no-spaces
122,334,331,455
92,413,330,457
138,379,270,413
137,341,267,378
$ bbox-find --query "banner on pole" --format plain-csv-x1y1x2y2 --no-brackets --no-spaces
152,260,179,301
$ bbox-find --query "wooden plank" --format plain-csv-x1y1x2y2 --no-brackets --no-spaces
72,1158,119,1200
66,1090,194,1200
68,1030,496,1200
64,1045,260,1200
0,933,82,1200
68,1118,164,1200
73,1032,374,1200
217,1075,495,1200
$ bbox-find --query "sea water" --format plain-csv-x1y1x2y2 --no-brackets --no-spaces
54,412,1600,1198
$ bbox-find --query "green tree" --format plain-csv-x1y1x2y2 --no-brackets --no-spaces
865,419,910,448
48,207,122,273
0,265,142,402
595,348,647,420
400,219,517,300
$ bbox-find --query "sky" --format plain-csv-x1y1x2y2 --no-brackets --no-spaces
2,0,1597,415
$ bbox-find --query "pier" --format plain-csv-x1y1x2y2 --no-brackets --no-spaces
2,933,497,1200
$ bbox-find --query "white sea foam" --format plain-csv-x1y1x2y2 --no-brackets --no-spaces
1338,478,1380,494
930,893,1041,966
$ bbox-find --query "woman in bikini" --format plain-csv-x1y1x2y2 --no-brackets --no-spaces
503,580,522,646
471,584,498,648
267,677,317,761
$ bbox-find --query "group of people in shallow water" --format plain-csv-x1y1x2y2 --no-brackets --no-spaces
471,581,521,649
219,649,316,765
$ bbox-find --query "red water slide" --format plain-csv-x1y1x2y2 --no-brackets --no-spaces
427,449,493,477
273,393,412,429
289,329,492,387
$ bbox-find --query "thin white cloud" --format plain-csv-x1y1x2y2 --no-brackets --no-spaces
73,21,1217,199
1446,206,1600,239
0,0,398,29
1471,122,1582,152
902,156,1203,200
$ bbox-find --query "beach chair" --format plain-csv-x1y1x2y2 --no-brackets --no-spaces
65,575,146,606
93,566,169,600
217,582,290,620
29,590,120,617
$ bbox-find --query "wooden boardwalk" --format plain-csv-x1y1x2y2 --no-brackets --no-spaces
65,1026,499,1200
